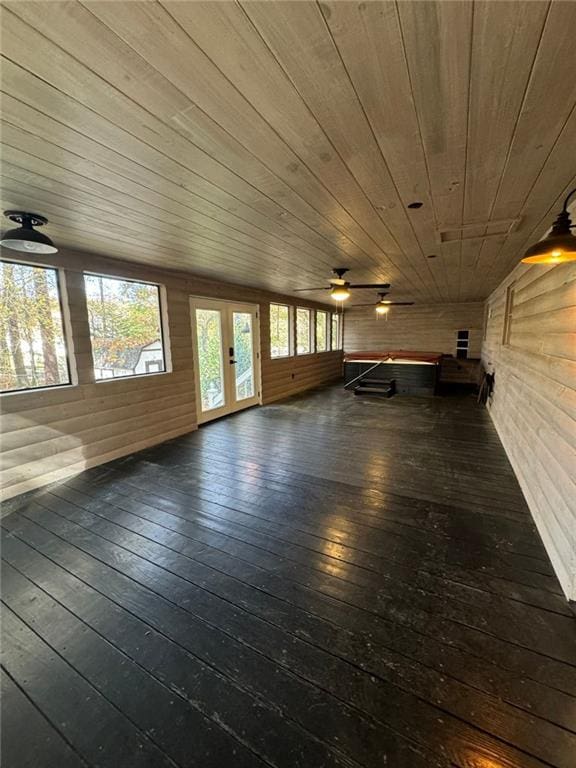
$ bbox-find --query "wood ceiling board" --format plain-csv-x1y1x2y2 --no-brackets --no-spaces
236,0,441,300
320,0,450,302
458,0,548,301
396,0,473,301
0,125,339,283
1,5,391,288
77,0,408,285
1,1,575,302
0,160,332,286
10,0,386,277
0,55,354,277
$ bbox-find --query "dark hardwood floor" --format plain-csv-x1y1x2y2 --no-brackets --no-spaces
2,385,575,768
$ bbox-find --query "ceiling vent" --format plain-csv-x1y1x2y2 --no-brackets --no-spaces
435,218,519,244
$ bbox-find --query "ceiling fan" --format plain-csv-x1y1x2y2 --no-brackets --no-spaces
294,268,390,301
354,291,415,315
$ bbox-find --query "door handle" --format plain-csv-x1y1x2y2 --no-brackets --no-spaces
230,359,237,364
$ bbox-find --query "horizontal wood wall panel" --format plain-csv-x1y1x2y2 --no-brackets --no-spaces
343,303,484,358
482,261,576,600
0,248,341,500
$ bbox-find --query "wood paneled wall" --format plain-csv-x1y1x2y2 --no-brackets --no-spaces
343,303,484,358
482,262,576,600
0,249,342,501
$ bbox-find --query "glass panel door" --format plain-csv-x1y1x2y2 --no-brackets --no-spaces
190,298,261,424
232,311,255,401
194,308,225,414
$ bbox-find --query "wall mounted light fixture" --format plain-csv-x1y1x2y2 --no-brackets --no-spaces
522,189,576,264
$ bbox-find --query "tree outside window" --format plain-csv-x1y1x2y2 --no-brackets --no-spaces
296,307,311,354
84,274,165,380
270,303,291,357
0,260,70,393
316,310,327,352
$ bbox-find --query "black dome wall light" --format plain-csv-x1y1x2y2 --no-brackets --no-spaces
0,211,58,255
522,188,576,264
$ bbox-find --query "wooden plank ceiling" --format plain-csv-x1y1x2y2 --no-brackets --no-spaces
1,0,575,304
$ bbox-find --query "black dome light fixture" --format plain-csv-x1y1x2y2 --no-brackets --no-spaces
522,188,576,264
0,211,58,255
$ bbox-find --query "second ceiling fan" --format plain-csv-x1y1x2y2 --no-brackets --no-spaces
354,291,415,315
294,268,390,302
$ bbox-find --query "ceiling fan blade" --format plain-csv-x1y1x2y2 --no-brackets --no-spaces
348,283,391,289
386,302,415,306
293,286,330,291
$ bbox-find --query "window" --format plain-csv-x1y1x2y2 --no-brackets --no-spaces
270,303,291,358
0,260,71,393
456,330,469,359
296,307,311,354
85,274,166,380
316,310,328,352
502,284,515,346
331,313,341,350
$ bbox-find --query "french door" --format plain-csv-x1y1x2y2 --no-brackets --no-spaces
190,298,261,424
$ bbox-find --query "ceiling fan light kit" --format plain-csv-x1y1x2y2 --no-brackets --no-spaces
521,188,576,264
0,211,58,255
295,267,390,302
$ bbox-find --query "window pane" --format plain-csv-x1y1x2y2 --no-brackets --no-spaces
331,314,340,350
296,308,311,354
85,274,165,380
0,260,70,393
195,308,225,412
270,303,290,358
233,311,255,401
316,311,327,351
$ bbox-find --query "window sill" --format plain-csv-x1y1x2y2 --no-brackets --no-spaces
0,382,78,398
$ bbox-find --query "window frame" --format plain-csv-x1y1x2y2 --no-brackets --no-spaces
295,306,312,356
315,309,328,352
0,258,75,396
269,302,293,359
84,271,168,383
502,283,515,346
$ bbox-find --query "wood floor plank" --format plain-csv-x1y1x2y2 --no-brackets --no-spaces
2,386,574,768
0,518,443,768
0,604,177,768
0,669,87,768
0,507,563,768
47,480,576,731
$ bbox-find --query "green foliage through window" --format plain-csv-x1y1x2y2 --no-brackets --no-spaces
296,308,311,354
316,311,327,351
0,260,70,393
270,303,290,357
331,313,341,350
85,274,165,380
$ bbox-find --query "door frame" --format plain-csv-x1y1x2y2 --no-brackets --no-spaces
189,296,262,424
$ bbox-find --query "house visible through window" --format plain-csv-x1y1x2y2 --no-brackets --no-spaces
316,310,327,351
0,260,71,393
84,274,166,380
270,303,291,358
296,307,311,354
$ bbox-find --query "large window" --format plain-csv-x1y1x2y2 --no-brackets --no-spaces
270,303,291,358
331,313,341,350
316,310,328,352
0,260,71,393
296,307,311,354
85,274,166,380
